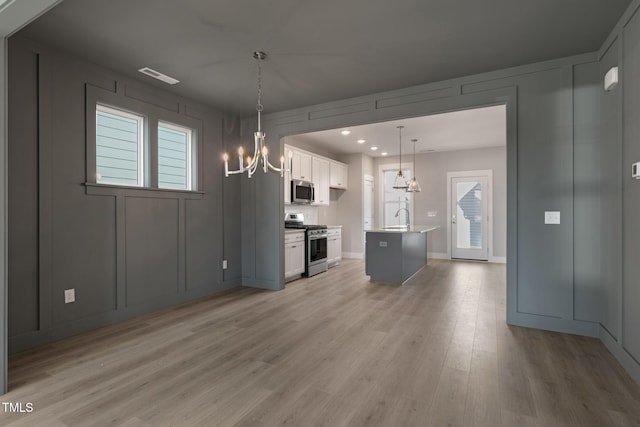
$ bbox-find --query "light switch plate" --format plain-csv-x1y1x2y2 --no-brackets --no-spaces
379,241,387,247
545,211,560,225
64,288,75,304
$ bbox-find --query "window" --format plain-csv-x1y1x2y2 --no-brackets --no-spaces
158,122,195,191
92,102,199,192
382,167,412,227
96,104,145,187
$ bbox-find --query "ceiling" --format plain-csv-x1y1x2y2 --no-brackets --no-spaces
16,0,631,116
289,105,506,157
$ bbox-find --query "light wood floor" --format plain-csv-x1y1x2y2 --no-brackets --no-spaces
2,259,640,426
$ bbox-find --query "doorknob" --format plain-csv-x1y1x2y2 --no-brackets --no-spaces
452,215,456,224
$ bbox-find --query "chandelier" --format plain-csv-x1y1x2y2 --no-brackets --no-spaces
392,126,409,189
223,51,289,178
406,138,422,192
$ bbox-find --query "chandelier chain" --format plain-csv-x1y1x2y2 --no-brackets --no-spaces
256,57,263,113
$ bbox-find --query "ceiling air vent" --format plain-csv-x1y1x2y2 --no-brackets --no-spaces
137,67,180,85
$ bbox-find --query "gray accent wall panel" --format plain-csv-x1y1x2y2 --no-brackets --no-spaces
185,198,218,290
573,61,603,323
599,38,622,339
623,8,640,363
8,43,39,336
125,197,179,305
221,116,244,286
51,194,118,323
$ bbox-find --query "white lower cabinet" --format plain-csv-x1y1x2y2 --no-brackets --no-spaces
285,231,305,281
327,227,342,268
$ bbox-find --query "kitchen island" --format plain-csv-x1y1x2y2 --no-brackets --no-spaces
365,225,439,285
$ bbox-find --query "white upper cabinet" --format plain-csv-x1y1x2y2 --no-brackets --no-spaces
284,144,348,204
291,150,312,181
330,161,348,189
312,157,330,206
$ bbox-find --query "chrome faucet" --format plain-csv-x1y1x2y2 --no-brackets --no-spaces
394,208,410,228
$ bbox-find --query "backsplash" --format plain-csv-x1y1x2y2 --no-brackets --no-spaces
285,204,318,224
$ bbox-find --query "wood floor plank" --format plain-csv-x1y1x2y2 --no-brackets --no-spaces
2,259,640,426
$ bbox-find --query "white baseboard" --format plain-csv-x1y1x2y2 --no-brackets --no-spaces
489,256,506,264
343,252,364,259
428,252,449,260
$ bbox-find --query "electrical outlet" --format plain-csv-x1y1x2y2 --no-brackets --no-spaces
544,211,560,225
379,241,387,247
64,288,75,304
222,259,228,270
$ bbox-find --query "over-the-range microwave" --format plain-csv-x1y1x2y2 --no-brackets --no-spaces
291,180,314,204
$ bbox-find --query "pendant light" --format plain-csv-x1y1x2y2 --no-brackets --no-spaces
407,138,422,192
392,126,409,189
223,52,290,178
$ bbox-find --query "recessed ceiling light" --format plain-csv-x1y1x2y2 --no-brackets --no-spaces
357,139,366,144
381,152,388,156
138,67,180,85
341,130,351,136
370,146,379,151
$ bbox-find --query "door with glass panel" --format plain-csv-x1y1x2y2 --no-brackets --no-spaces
451,175,489,260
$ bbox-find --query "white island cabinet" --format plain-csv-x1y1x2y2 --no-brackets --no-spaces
327,226,342,267
365,226,438,285
285,231,305,281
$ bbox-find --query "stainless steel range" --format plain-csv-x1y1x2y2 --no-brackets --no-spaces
285,213,328,277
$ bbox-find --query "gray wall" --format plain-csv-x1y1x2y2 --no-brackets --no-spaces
600,0,640,382
335,154,366,257
374,146,507,259
623,6,640,369
7,37,242,352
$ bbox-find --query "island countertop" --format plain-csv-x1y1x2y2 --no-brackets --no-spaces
365,225,439,234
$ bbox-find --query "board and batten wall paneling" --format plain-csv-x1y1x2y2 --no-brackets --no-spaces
125,197,179,305
599,37,622,340
8,40,39,336
623,6,640,365
573,60,604,324
7,36,241,352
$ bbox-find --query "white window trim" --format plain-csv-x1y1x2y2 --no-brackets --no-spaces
96,104,145,187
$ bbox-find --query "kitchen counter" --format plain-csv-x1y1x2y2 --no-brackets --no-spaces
365,226,439,285
285,229,305,234
366,225,438,234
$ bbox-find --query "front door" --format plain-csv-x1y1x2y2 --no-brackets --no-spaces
451,175,489,260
